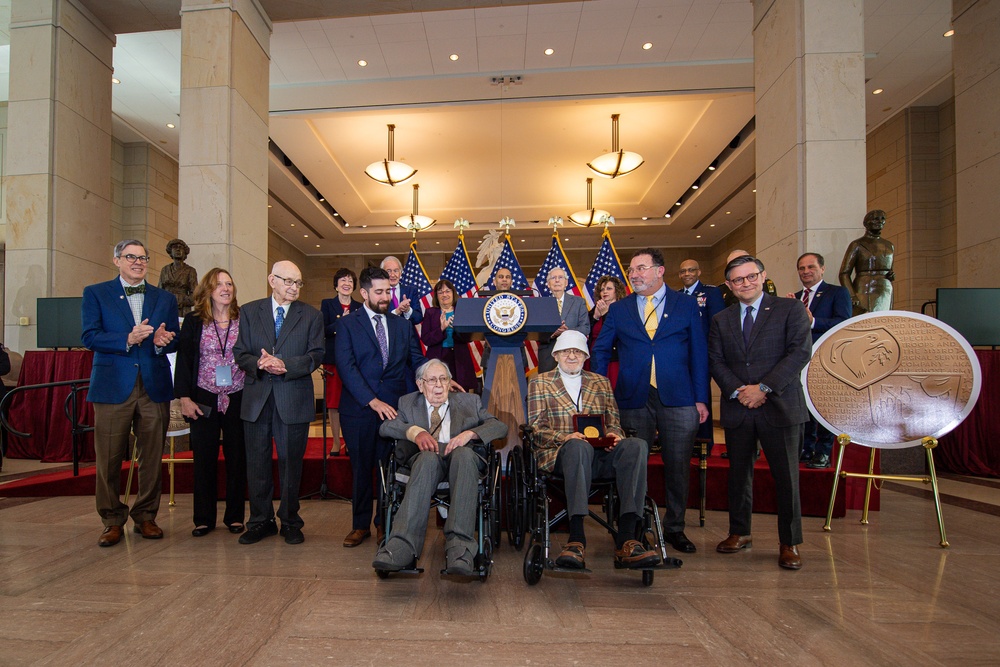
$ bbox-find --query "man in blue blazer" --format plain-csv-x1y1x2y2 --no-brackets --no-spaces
337,266,427,547
791,252,852,468
233,260,324,546
82,239,179,547
678,259,726,447
381,255,423,326
592,247,709,554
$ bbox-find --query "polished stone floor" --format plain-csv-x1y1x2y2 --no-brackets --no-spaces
0,485,998,666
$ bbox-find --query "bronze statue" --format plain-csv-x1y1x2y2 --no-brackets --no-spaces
839,210,895,315
159,238,198,317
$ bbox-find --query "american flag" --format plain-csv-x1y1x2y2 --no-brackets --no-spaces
483,235,531,291
533,234,593,309
401,241,435,316
584,229,632,303
440,236,486,374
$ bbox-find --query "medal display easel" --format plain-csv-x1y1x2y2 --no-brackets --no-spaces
804,312,981,549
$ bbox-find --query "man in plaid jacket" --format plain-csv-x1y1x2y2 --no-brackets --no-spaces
526,330,660,571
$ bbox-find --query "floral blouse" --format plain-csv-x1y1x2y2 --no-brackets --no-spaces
196,318,246,414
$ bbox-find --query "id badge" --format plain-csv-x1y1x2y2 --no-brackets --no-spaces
215,364,234,387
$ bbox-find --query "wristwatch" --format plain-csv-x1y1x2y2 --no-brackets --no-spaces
758,383,772,394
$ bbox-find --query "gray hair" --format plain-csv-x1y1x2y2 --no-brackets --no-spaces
114,239,146,258
380,256,402,269
416,358,452,382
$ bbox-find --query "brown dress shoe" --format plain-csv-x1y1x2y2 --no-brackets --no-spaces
133,520,163,539
376,525,386,545
716,534,752,553
779,544,802,570
98,525,123,547
614,540,662,569
343,529,371,548
555,541,586,569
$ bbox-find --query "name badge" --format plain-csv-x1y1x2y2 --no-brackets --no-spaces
215,365,234,387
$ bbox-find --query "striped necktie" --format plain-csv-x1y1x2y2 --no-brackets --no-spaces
644,296,657,388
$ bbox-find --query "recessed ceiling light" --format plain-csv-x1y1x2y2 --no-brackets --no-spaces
333,212,339,216
436,241,440,244
665,213,671,218
267,204,272,208
375,242,380,246
303,234,308,238
112,77,121,84
315,244,320,248
872,88,884,95
358,59,368,67
641,216,648,220
450,54,459,61
544,48,554,56
943,29,954,37
726,211,731,214
290,223,296,227
344,223,349,227
642,43,653,50
696,235,701,239
564,237,569,242
752,189,756,193
166,123,175,129
318,197,325,202
691,183,699,190
361,224,367,228
710,224,715,227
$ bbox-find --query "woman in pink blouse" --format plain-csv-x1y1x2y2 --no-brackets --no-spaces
174,268,247,537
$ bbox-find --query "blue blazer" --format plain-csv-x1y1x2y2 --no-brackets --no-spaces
684,281,726,341
335,308,426,418
794,281,852,342
395,283,424,326
81,278,179,404
591,289,709,410
320,297,363,365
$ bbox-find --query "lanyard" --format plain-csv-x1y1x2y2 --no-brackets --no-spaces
642,294,663,329
429,404,450,438
213,320,233,357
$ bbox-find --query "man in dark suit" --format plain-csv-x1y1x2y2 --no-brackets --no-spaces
337,266,427,547
678,259,725,447
233,260,324,545
82,239,179,547
381,255,423,326
373,359,507,575
536,267,590,373
790,252,852,468
709,255,812,570
592,247,709,555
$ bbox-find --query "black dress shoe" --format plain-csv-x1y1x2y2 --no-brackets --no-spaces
800,450,813,462
226,523,244,534
282,525,304,545
238,521,278,545
191,526,213,537
806,454,831,469
663,531,697,553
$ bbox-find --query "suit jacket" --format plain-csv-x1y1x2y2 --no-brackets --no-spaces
335,307,426,418
421,306,476,390
233,298,324,424
393,283,424,326
81,278,179,404
379,391,507,462
527,370,626,472
553,294,590,336
794,280,852,343
321,297,363,365
591,289,709,410
683,281,726,341
708,293,812,429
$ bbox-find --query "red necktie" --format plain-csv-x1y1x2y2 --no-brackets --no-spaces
801,287,811,305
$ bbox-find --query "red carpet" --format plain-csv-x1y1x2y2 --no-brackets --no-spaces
0,439,876,517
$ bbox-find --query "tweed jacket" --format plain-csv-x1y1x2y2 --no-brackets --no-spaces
527,369,626,472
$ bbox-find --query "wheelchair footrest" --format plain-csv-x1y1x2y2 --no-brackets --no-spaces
549,565,593,574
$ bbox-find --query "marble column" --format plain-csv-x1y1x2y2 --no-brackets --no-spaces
752,0,867,291
952,0,1000,287
178,0,271,299
4,0,115,352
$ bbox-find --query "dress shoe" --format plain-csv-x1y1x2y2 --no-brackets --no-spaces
133,520,163,539
238,521,278,545
191,526,213,537
806,454,831,469
800,450,813,462
555,542,586,569
614,540,662,569
343,529,371,548
98,525,123,547
445,549,476,576
226,523,244,534
282,525,305,545
779,544,803,570
663,531,697,553
716,534,752,553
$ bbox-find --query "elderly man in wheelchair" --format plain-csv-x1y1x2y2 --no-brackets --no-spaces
373,359,507,576
526,330,661,571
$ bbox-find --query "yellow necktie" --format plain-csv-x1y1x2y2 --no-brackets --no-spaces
557,297,563,316
644,296,657,388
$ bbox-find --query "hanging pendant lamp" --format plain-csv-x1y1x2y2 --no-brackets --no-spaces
365,124,417,186
587,114,644,179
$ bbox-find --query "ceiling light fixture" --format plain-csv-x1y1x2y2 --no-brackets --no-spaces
358,59,368,67
365,124,417,186
112,77,121,84
873,88,884,95
587,114,644,179
691,180,700,190
450,54,459,61
395,183,436,231
568,178,612,227
166,123,175,129
544,48,554,56
642,42,653,50
943,29,954,37
708,160,718,171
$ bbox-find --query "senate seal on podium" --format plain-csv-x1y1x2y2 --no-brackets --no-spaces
483,292,528,336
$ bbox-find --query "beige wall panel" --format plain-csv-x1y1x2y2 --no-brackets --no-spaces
755,60,800,171
54,31,112,129
5,99,53,175
7,25,54,103
180,7,232,89
4,174,52,249
51,105,111,196
954,68,1000,172
802,52,865,141
753,0,798,100
230,91,268,186
231,12,270,123
179,87,231,166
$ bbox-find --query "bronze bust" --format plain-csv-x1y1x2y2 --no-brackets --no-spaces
839,210,895,315
159,238,198,316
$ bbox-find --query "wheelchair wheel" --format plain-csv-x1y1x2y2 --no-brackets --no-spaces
375,569,390,580
489,451,502,549
506,447,527,549
523,543,544,585
642,569,654,587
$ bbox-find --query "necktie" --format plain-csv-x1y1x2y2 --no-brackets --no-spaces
644,296,657,388
743,305,754,347
275,306,285,338
124,284,145,296
374,315,388,368
430,405,442,439
801,287,811,305
557,298,563,316
391,288,399,310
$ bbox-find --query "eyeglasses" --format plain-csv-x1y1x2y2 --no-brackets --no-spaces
273,274,305,288
420,376,450,386
548,275,567,281
557,348,585,357
120,254,150,264
385,267,402,275
626,264,659,275
729,271,761,287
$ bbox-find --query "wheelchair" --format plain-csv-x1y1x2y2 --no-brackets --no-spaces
375,442,503,582
506,426,681,587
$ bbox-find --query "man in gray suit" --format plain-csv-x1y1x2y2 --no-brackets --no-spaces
708,255,812,570
537,266,590,373
234,260,324,545
373,359,507,575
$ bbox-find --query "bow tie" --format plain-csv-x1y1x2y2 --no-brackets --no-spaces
124,284,146,296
